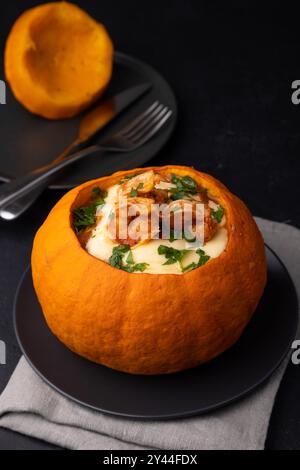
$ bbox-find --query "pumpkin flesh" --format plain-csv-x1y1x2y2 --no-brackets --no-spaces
5,2,114,119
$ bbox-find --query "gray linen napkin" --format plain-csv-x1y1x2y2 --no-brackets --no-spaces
0,217,299,450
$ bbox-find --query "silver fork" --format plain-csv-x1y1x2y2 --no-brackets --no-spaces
0,101,172,219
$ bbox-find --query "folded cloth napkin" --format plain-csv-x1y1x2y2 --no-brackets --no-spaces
0,218,299,450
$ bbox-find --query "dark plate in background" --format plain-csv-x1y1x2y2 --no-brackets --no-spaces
0,52,177,189
14,246,298,420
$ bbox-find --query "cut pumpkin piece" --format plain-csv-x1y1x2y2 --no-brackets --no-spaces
5,1,114,119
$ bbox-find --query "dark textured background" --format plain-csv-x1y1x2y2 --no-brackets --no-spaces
0,0,299,450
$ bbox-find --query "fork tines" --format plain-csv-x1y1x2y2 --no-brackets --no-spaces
119,101,173,146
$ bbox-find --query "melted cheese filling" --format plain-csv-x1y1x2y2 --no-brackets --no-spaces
86,184,228,274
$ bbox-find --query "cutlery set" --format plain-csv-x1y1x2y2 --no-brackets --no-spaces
0,83,173,220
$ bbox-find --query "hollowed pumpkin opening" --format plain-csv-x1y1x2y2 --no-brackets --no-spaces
70,169,229,275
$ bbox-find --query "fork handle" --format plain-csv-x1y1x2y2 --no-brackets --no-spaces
0,145,100,211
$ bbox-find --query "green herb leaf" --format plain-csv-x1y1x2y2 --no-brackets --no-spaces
73,187,107,232
181,248,210,272
109,245,148,272
158,245,190,267
169,229,185,242
130,188,138,197
108,245,130,269
163,258,178,265
133,263,149,272
196,249,210,266
169,229,196,242
129,183,144,197
122,263,149,273
169,174,199,200
211,205,224,224
171,174,184,189
73,205,97,233
181,262,198,273
169,229,175,242
108,252,123,269
94,199,105,209
126,251,134,265
181,176,197,191
114,245,131,255
170,191,187,201
92,187,107,200
183,230,196,242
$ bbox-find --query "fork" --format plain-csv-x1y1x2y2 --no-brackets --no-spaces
0,101,172,218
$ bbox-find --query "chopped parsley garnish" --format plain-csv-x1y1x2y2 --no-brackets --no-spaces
129,183,144,197
108,244,130,269
73,186,107,233
121,263,149,273
169,229,179,242
73,205,97,233
169,174,199,200
196,248,211,266
109,245,149,272
158,245,190,267
211,205,224,223
169,191,188,201
126,250,134,265
158,245,210,272
92,186,107,207
181,249,210,272
169,229,196,243
181,176,198,191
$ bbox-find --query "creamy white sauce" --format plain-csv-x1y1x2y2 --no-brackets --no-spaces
86,184,228,275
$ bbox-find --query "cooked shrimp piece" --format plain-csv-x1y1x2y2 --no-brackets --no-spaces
166,199,218,243
108,197,156,246
203,204,218,242
120,171,155,195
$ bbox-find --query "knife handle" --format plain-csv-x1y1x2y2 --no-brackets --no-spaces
0,139,86,219
0,145,100,215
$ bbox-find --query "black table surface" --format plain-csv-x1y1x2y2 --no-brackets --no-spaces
0,0,300,450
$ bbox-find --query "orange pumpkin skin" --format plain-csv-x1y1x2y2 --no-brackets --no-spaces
5,2,114,119
31,166,267,375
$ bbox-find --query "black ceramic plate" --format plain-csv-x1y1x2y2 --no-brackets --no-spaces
14,246,298,420
0,52,177,189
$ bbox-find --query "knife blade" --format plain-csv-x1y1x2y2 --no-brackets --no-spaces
61,82,152,157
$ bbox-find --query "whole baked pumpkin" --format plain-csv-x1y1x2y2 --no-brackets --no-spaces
31,166,267,374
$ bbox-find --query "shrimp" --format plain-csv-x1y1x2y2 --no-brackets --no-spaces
120,171,173,203
166,199,218,243
108,197,156,246
120,171,155,196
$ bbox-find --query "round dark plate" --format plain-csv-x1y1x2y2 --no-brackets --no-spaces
0,52,177,189
14,246,298,420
